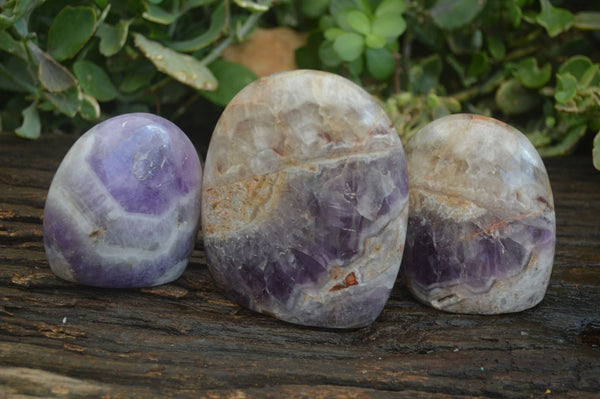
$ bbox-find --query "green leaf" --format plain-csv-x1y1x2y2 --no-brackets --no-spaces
0,55,36,93
319,15,337,30
301,0,331,18
411,55,442,94
495,78,540,115
440,96,461,113
537,124,587,157
0,0,44,30
96,20,130,57
182,0,218,12
233,0,270,12
467,52,489,78
505,0,522,27
0,30,26,59
330,0,366,16
142,3,176,24
558,56,600,88
511,57,551,89
365,33,386,49
427,93,439,108
28,43,77,92
554,73,577,103
371,14,406,39
593,132,600,171
347,56,364,77
385,37,399,53
487,35,505,61
47,6,96,61
365,47,394,79
74,60,119,102
43,87,80,117
167,3,226,52
334,9,357,31
1,97,27,132
522,10,537,24
574,11,600,31
120,61,157,93
78,93,101,120
471,29,483,49
579,64,600,89
319,41,343,67
347,10,370,35
134,33,218,91
430,0,487,31
375,0,407,17
201,59,257,106
589,116,600,133
558,55,593,79
446,54,476,87
535,0,574,38
333,32,364,62
15,103,41,140
325,28,346,41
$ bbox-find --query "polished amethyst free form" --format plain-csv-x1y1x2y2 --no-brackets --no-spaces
401,114,556,314
202,70,409,328
44,113,202,288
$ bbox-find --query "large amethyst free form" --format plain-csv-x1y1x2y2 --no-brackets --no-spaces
202,70,409,328
44,113,202,288
401,114,555,314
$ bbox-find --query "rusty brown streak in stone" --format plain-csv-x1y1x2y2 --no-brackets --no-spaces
330,272,358,292
318,131,343,144
88,229,105,238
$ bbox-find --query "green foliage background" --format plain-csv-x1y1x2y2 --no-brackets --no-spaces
1,0,599,167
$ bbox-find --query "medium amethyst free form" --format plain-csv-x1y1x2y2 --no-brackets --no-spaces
43,113,202,288
401,114,556,314
202,70,409,328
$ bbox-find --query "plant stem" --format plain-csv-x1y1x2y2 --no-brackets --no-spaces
200,7,267,66
168,0,181,37
452,85,480,103
393,51,401,94
505,45,540,62
0,64,37,94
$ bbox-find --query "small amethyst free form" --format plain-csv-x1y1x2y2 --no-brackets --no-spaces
44,113,202,288
401,114,556,314
202,70,409,328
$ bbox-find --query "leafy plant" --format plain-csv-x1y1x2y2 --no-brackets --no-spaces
0,0,271,139
304,0,407,81
296,0,600,168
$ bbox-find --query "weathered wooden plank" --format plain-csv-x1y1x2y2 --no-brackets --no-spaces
0,133,599,397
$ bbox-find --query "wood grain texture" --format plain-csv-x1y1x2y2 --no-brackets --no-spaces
1,133,599,398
